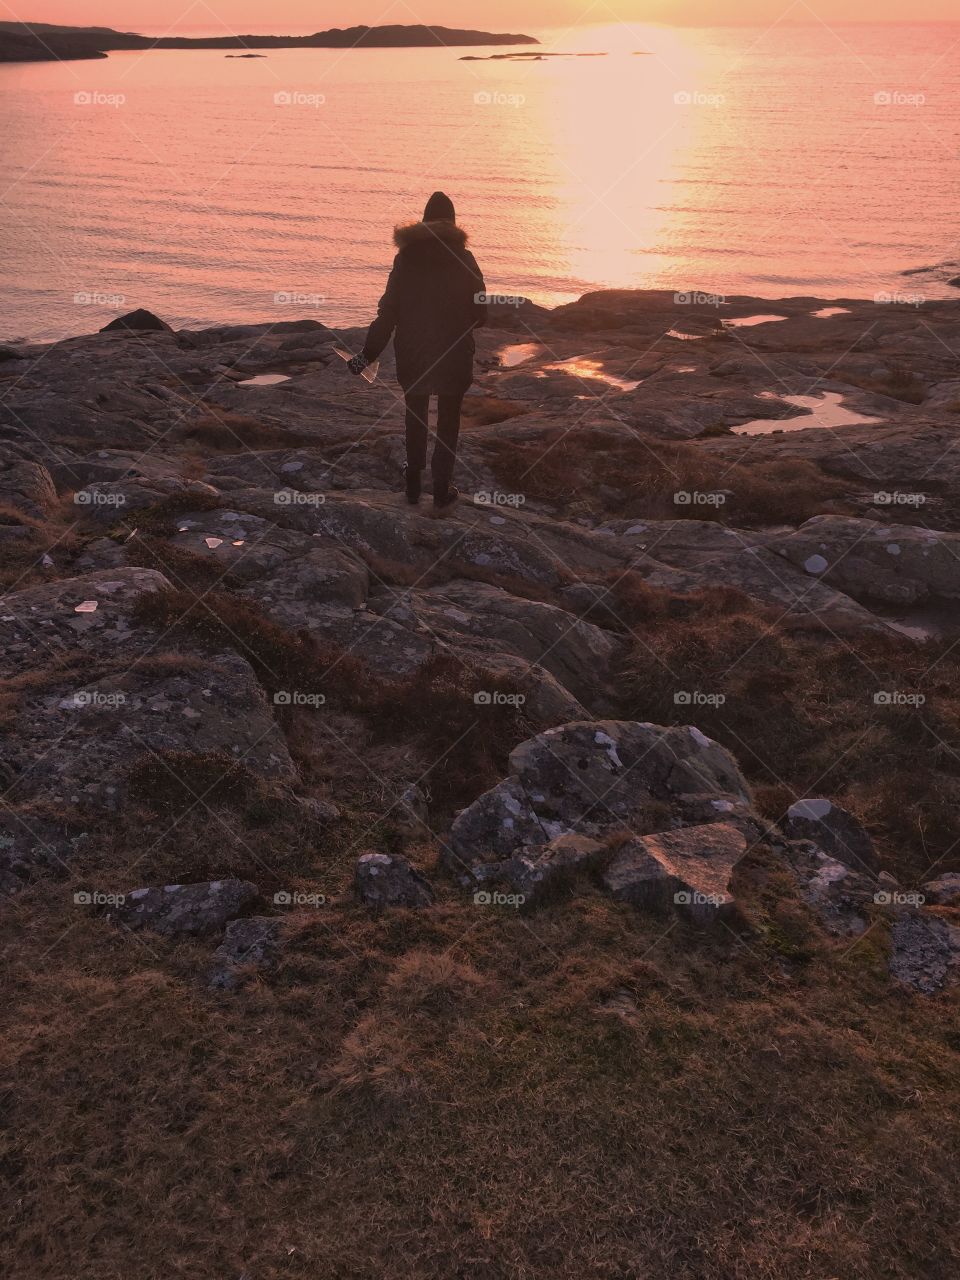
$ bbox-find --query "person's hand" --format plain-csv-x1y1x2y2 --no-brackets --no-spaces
347,353,370,377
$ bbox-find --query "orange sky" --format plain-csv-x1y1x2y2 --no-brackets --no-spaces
9,1,960,32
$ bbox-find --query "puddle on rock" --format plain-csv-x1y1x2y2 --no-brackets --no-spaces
74,600,98,613
666,328,711,341
723,314,788,328
733,392,881,436
812,307,851,318
238,373,292,387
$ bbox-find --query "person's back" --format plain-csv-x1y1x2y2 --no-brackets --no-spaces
349,191,485,509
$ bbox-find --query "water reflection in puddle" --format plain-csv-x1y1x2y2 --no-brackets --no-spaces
733,392,881,435
498,342,544,368
812,307,850,318
541,359,641,392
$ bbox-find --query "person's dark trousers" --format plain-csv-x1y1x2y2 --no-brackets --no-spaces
404,392,464,497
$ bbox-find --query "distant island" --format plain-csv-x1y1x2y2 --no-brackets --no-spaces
0,22,538,62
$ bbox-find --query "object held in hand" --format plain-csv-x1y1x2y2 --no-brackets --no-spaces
334,347,379,383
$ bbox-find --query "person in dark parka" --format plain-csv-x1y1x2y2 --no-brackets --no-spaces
348,191,486,508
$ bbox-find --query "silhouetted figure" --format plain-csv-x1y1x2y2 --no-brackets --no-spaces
349,191,486,508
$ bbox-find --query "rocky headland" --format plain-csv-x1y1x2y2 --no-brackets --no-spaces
0,21,538,62
2,289,959,1277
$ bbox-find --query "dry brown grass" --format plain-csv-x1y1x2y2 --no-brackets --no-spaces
2,850,959,1280
482,426,847,525
618,583,960,880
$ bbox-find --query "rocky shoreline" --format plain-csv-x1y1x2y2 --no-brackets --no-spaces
3,287,959,995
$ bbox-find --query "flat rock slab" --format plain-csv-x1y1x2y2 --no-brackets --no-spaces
769,516,960,605
602,823,747,922
108,878,258,936
921,874,960,906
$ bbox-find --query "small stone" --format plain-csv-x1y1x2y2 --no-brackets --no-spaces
355,852,433,909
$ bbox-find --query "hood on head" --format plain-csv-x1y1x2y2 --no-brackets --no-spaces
394,221,469,251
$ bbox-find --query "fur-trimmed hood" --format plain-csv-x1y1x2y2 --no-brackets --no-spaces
394,220,469,252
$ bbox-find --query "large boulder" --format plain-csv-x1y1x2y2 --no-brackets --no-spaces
601,823,747,924
769,516,960,605
447,719,753,881
107,879,258,937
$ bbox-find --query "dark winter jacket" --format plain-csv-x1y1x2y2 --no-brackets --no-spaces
361,221,486,396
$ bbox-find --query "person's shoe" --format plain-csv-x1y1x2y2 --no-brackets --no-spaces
433,483,459,510
402,464,422,504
